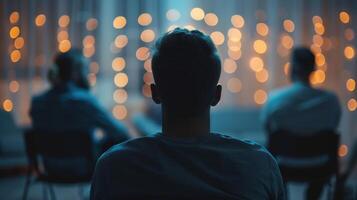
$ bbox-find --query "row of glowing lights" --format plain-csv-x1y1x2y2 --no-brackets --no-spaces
4,10,357,111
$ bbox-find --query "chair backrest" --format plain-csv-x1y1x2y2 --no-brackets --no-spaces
24,129,97,183
268,130,339,182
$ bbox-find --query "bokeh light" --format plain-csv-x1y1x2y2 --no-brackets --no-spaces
253,39,267,54
140,29,155,43
284,62,290,75
314,23,325,35
313,35,324,47
35,14,46,27
283,19,295,32
112,57,126,72
190,7,205,21
231,15,245,28
210,31,225,46
166,9,180,21
112,105,127,120
315,53,326,67
58,15,70,27
86,18,98,31
346,78,356,92
339,11,350,24
227,78,242,93
249,57,264,72
58,39,71,53
312,16,323,24
113,89,128,104
344,28,354,41
144,59,152,72
9,11,20,24
344,46,355,59
227,28,242,42
83,46,95,58
9,80,20,93
204,13,218,26
10,50,21,62
83,35,95,48
113,16,126,29
2,99,13,112
136,47,150,61
338,144,348,157
256,68,269,83
114,35,128,48
9,26,20,39
223,58,237,74
281,35,294,49
142,84,152,97
256,23,269,36
14,37,25,49
114,73,129,88
57,30,69,42
138,13,152,26
228,49,242,60
254,89,267,105
347,98,357,111
310,69,326,85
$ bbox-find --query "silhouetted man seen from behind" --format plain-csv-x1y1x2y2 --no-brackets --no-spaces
91,28,284,199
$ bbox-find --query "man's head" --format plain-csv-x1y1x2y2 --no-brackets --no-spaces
151,28,222,117
53,49,89,89
290,47,316,83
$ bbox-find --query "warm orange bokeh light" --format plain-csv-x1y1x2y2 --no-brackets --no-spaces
228,49,242,60
86,18,98,31
338,144,348,157
35,14,46,27
143,72,153,84
83,46,95,58
281,35,294,49
249,57,264,72
58,15,70,27
113,16,126,29
227,28,242,42
253,39,267,54
112,105,127,120
346,78,356,92
9,11,20,24
227,78,242,93
210,31,225,46
284,62,290,75
223,58,237,74
9,80,20,93
83,35,95,48
144,59,152,72
10,50,21,63
344,46,355,59
190,8,205,21
310,69,326,85
312,16,323,24
140,29,155,43
315,53,326,67
345,28,354,41
313,35,324,47
231,15,245,28
114,73,129,88
113,89,128,104
204,13,218,26
138,13,152,26
142,84,152,97
58,40,71,53
256,68,269,83
136,47,150,61
314,23,325,35
254,89,267,105
283,19,295,32
57,30,69,42
90,62,100,74
114,35,128,48
166,9,181,21
339,11,350,24
112,57,126,72
3,99,13,112
347,98,357,111
14,37,25,49
256,23,269,36
9,26,20,39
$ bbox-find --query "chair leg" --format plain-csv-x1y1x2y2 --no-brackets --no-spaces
48,184,56,200
22,171,32,200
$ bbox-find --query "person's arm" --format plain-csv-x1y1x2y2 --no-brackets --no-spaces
85,96,130,143
90,156,108,200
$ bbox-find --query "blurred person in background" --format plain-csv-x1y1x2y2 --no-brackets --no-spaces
30,49,130,151
261,47,342,200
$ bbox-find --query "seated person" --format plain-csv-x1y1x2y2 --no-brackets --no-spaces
30,49,129,150
261,47,342,200
261,47,341,134
90,28,284,199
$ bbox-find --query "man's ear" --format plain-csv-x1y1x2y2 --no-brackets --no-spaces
211,84,222,106
151,84,161,104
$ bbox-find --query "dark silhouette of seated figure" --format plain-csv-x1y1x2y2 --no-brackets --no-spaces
90,28,284,200
262,47,341,200
30,49,129,148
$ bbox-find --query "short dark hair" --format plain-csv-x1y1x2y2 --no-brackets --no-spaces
54,49,86,82
152,28,221,115
291,47,315,78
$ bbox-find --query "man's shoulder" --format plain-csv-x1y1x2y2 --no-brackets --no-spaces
98,136,158,163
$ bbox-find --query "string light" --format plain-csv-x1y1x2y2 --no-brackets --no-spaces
113,89,128,104
10,50,21,62
227,78,242,93
344,46,355,59
210,31,225,46
346,78,356,92
256,23,269,36
112,105,127,120
86,18,98,31
253,39,267,54
283,19,295,32
347,98,357,111
58,15,70,27
204,13,218,26
254,89,267,105
138,13,152,26
136,47,150,61
9,81,20,93
249,57,264,72
35,14,46,27
140,29,155,43
114,73,129,88
231,15,245,28
112,57,126,72
338,144,348,157
114,35,128,48
256,68,269,83
9,11,20,24
113,16,126,29
2,99,13,112
166,9,180,21
190,7,205,21
9,26,20,39
14,37,25,49
339,11,350,24
223,59,237,74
